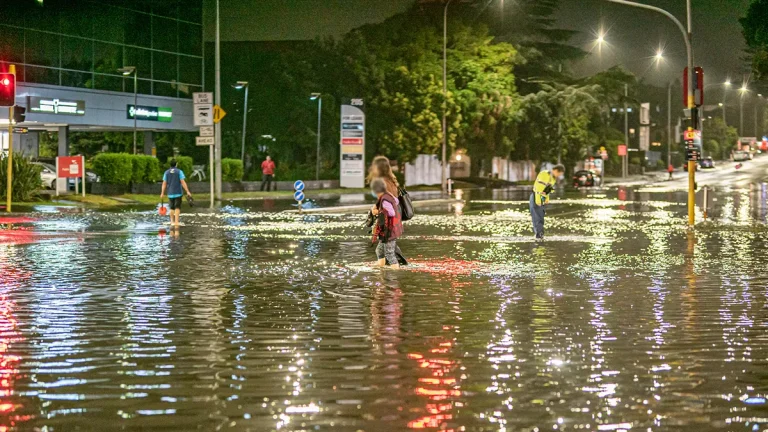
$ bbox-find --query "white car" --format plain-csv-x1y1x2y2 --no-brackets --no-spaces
33,162,57,189
733,151,751,162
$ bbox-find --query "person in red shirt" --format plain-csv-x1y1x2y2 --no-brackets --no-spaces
667,163,674,180
261,156,276,191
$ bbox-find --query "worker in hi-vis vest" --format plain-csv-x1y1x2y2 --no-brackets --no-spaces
529,164,565,241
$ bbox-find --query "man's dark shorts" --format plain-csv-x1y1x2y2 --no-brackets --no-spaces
168,197,182,210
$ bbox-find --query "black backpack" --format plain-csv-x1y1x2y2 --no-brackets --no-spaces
398,187,414,221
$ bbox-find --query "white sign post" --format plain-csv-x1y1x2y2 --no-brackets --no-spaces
340,99,365,188
194,92,215,208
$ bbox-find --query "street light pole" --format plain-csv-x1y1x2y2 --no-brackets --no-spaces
624,83,629,179
310,93,322,181
119,66,138,154
214,0,222,201
442,0,453,195
233,81,249,163
667,81,672,169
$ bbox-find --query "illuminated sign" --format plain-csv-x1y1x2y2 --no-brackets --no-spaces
127,104,172,122
28,97,85,116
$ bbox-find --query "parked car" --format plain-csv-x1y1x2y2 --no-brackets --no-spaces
699,157,715,169
32,162,57,189
572,170,601,187
67,170,100,191
733,151,751,162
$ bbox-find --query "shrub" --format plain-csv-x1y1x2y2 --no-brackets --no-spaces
130,154,149,184
0,155,41,202
222,158,244,182
137,155,162,183
167,156,193,179
92,153,133,185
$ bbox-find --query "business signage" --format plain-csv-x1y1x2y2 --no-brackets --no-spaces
340,99,365,188
127,104,172,122
28,97,85,116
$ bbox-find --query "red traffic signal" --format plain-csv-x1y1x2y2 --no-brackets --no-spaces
0,73,15,107
683,67,705,108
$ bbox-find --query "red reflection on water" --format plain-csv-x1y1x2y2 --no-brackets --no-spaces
0,273,27,428
407,328,461,430
404,259,483,277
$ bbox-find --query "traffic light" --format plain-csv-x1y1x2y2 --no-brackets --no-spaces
0,73,15,107
13,106,25,123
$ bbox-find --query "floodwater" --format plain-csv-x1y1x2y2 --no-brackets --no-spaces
2,186,768,431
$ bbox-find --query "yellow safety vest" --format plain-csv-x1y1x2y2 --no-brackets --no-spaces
533,170,556,206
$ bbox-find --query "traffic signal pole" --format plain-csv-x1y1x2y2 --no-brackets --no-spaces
6,106,12,213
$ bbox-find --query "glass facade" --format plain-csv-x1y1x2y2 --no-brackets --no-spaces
0,0,203,99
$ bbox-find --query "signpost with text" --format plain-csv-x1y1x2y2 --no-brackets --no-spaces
340,99,365,188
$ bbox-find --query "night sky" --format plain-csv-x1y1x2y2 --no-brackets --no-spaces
203,0,751,88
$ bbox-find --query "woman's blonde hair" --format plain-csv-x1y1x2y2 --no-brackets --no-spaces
366,155,399,196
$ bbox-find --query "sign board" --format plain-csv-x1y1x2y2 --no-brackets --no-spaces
194,104,213,126
127,105,172,122
340,99,365,188
617,145,627,156
640,102,650,125
199,126,214,137
639,126,650,151
196,136,214,146
193,92,213,105
294,190,305,202
213,105,227,123
293,180,305,192
13,127,27,134
27,96,85,116
56,156,84,178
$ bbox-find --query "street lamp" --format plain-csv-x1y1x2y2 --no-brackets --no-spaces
118,66,137,154
232,81,249,164
310,93,322,181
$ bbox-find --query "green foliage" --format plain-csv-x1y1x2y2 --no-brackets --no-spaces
92,153,133,185
742,0,768,79
222,158,244,182
93,153,162,185
167,156,193,179
0,155,42,202
704,117,739,159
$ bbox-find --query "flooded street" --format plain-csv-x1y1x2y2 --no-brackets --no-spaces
2,187,768,431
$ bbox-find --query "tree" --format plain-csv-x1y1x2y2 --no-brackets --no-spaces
703,117,739,159
742,0,768,80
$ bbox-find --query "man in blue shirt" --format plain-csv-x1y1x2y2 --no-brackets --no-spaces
160,159,193,228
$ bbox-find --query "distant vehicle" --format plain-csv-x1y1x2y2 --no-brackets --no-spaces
699,157,715,169
67,170,100,190
572,170,601,187
733,151,751,162
32,162,57,189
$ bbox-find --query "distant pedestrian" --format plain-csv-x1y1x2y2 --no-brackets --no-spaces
261,156,276,191
370,178,403,269
160,159,193,229
366,156,408,265
667,163,674,180
529,164,565,241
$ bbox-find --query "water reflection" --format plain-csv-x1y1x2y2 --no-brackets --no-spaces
0,187,768,430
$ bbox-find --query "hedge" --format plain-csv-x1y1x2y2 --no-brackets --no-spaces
167,156,193,179
222,158,244,182
93,153,167,185
92,153,133,185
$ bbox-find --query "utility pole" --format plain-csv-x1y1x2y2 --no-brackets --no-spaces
667,81,672,169
214,0,222,201
624,83,629,178
441,0,454,195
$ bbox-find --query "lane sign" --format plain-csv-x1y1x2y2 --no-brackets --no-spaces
194,104,213,126
200,125,214,137
213,105,227,123
294,180,305,192
193,92,213,105
294,190,305,202
196,136,214,146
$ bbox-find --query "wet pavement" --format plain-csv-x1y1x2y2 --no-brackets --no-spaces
2,180,768,431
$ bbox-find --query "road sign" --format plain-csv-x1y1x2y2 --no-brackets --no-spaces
199,125,214,137
618,145,627,156
294,190,305,202
56,156,84,178
193,92,213,105
213,105,227,123
196,136,215,146
12,127,28,134
293,180,305,192
640,103,650,125
194,104,213,126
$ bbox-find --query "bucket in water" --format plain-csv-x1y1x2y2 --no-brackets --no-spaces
159,205,167,216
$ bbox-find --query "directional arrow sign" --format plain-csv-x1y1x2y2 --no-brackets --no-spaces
293,180,305,192
294,190,305,202
213,105,227,123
